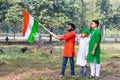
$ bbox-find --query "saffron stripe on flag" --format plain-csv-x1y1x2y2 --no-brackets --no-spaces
22,10,30,36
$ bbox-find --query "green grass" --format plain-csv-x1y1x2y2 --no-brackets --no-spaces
100,43,120,62
0,45,62,77
25,77,42,80
0,43,120,80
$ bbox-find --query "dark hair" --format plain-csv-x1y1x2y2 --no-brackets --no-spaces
92,20,99,27
68,23,76,30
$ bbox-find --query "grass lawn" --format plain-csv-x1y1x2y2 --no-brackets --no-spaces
0,43,120,80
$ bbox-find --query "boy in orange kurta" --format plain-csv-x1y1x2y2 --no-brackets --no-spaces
50,23,76,77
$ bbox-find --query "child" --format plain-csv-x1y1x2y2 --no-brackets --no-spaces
87,20,101,79
76,28,90,78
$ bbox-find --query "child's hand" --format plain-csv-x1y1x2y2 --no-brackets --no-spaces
92,50,95,56
79,34,82,37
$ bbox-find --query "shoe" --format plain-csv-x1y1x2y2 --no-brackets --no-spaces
59,74,64,77
82,76,87,78
82,75,87,78
71,75,75,78
79,75,82,77
88,75,94,79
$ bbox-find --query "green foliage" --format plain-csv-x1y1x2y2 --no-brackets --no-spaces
0,0,11,22
5,4,23,33
0,0,120,33
106,27,119,37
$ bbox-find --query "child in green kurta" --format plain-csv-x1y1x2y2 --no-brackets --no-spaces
87,20,101,79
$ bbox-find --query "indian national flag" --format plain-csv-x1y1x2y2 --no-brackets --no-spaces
22,10,38,44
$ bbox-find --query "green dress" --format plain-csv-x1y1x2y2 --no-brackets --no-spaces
87,29,101,64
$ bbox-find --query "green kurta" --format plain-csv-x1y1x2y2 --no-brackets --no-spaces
87,29,101,64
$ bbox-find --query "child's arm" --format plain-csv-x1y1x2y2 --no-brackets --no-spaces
92,31,101,56
92,43,98,55
85,38,90,59
76,34,82,42
85,45,88,60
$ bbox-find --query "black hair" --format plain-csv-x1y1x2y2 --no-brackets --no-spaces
68,23,76,30
92,20,99,27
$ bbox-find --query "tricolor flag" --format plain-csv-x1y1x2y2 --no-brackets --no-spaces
22,10,38,44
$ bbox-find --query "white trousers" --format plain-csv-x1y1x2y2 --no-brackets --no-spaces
90,58,100,77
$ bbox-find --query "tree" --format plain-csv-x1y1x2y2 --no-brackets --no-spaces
0,0,11,22
0,0,119,40
5,3,23,39
22,0,82,43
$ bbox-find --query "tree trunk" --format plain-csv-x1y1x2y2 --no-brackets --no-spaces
49,27,53,43
80,0,85,29
14,31,15,39
100,24,104,39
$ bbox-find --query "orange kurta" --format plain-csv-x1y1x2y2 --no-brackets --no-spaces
59,31,76,57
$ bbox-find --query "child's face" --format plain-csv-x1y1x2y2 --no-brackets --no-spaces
81,33,87,38
91,22,97,29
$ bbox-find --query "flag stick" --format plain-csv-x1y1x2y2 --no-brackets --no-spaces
39,23,51,33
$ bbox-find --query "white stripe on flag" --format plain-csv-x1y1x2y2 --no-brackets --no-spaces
25,15,34,39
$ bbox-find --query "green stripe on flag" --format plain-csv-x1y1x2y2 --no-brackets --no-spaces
28,19,38,44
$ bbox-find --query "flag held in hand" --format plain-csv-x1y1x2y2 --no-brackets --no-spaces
22,10,38,44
